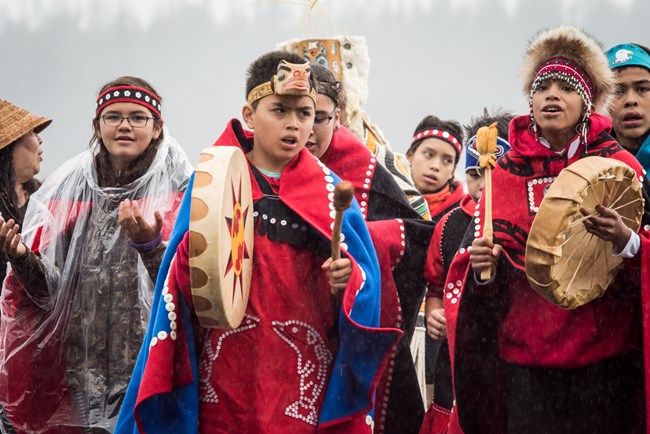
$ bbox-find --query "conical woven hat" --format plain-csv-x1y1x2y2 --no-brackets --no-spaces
0,99,51,150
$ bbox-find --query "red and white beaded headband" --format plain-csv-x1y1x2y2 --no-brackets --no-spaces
531,57,593,109
411,129,462,156
96,86,162,117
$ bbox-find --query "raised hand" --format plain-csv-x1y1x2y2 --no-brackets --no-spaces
118,199,163,244
0,218,27,258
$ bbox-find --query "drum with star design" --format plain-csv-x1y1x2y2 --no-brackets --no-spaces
189,146,254,329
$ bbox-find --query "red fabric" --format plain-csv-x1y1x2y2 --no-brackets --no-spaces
419,402,454,434
96,86,161,117
0,201,87,433
180,233,337,433
366,220,405,331
130,236,195,433
135,120,401,433
419,195,475,434
319,127,404,334
317,415,376,434
365,219,406,433
443,113,650,433
0,273,81,434
321,126,414,434
320,126,376,220
129,234,194,434
424,195,475,299
423,181,465,221
0,193,183,433
641,230,650,431
442,251,469,399
489,114,643,367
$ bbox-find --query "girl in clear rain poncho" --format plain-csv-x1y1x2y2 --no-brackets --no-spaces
0,76,192,433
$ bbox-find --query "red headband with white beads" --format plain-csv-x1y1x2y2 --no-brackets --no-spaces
411,129,462,156
96,86,162,117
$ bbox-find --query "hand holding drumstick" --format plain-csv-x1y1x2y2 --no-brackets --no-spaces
476,122,499,281
325,181,354,296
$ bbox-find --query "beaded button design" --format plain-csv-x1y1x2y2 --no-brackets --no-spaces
150,257,180,348
199,314,260,404
526,176,557,213
272,320,333,426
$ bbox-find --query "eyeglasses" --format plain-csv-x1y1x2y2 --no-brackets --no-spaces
99,114,155,128
314,108,337,126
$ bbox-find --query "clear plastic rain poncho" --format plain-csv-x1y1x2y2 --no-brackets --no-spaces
0,131,192,433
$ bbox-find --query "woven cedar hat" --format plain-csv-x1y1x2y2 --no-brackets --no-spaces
521,26,615,114
0,99,51,151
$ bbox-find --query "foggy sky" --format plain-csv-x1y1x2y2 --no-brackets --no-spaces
1,0,649,178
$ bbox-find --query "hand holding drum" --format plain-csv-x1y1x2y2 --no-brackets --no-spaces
525,156,643,309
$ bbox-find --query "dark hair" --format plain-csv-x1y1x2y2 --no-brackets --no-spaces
407,115,463,162
90,76,164,187
0,141,41,222
464,107,515,143
309,63,347,108
245,51,317,109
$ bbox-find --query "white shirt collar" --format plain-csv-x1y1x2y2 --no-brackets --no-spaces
538,136,581,159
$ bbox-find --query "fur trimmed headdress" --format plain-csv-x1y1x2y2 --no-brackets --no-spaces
521,26,614,114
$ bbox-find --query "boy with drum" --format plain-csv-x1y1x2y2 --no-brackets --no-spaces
116,51,401,434
445,27,650,433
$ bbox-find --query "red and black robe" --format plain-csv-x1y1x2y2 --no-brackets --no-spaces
443,113,650,434
320,126,434,434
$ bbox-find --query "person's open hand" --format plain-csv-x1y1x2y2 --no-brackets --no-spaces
118,199,163,244
0,218,27,258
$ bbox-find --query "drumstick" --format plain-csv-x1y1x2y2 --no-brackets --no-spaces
330,181,355,297
481,169,494,281
476,122,499,281
331,181,355,261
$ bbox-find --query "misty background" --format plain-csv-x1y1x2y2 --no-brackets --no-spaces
1,0,649,178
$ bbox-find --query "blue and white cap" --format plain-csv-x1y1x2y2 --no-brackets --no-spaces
464,135,510,173
606,43,650,72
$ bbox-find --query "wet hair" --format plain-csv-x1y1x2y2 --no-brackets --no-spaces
245,51,318,109
464,107,515,142
309,63,347,108
407,115,464,163
90,76,164,187
0,140,41,222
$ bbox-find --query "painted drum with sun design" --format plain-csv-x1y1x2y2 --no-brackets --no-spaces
224,178,251,298
189,146,254,329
